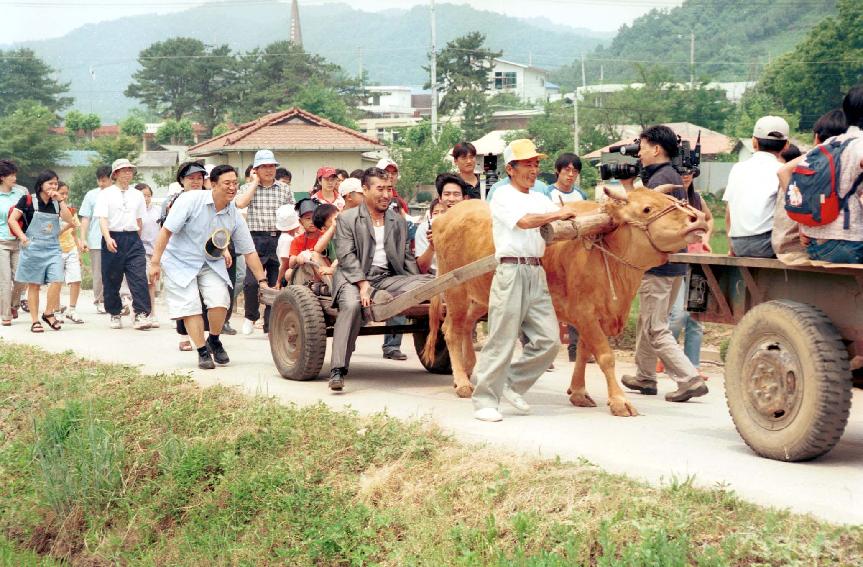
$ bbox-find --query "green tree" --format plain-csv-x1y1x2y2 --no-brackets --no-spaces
0,48,72,117
125,37,235,132
388,121,463,200
725,88,799,139
119,115,146,138
427,32,501,140
0,102,67,186
155,119,194,146
294,82,357,128
65,110,101,141
759,0,862,129
89,135,139,166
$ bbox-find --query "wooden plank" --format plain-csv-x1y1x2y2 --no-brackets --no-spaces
369,255,498,321
260,286,279,307
669,252,863,276
739,266,765,306
701,264,735,324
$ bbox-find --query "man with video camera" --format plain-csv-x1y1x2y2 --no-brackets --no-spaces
619,125,709,403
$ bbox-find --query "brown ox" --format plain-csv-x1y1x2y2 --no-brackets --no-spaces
423,187,708,417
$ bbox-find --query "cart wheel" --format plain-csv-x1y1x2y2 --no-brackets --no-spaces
725,300,852,461
413,328,452,374
269,285,327,381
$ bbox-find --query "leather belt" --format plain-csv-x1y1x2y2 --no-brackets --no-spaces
250,230,279,237
499,256,542,266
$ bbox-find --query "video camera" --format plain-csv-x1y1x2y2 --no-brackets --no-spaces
598,132,702,181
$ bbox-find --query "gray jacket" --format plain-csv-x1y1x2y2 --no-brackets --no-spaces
332,203,418,301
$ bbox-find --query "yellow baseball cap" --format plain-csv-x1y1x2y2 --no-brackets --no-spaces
503,139,547,164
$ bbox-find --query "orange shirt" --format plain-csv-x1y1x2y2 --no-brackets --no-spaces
289,232,320,257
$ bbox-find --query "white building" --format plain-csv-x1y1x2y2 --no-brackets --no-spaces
359,86,414,117
488,58,550,104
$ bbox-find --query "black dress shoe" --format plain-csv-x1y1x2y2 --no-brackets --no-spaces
221,321,237,335
329,368,346,391
383,350,408,361
198,350,215,370
207,340,230,365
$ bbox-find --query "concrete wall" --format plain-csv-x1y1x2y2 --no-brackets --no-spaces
489,61,548,104
694,162,735,195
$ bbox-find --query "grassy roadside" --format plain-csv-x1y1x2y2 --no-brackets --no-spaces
0,343,860,566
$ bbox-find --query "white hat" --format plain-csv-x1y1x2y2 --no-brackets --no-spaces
338,177,362,197
275,204,300,231
204,163,215,178
753,116,790,141
375,157,398,171
110,158,137,177
253,149,280,168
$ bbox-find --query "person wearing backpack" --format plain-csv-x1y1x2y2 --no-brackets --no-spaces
0,160,27,326
789,87,863,264
723,116,790,258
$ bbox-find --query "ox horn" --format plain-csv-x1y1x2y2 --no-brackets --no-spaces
541,211,616,244
653,183,683,194
603,184,629,203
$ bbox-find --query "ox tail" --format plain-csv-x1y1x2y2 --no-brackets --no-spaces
422,295,444,365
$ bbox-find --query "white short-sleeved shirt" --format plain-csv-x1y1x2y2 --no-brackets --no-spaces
414,217,436,273
549,186,585,206
722,152,782,237
93,185,146,232
277,233,293,260
372,225,387,268
490,183,556,259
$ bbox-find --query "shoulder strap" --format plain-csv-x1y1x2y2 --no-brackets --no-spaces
840,172,863,229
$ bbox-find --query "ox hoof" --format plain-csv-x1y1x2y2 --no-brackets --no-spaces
568,392,597,408
608,397,639,417
454,382,474,398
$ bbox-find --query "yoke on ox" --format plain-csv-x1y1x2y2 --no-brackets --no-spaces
423,186,708,417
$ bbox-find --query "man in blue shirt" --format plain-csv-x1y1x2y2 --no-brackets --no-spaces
149,165,270,370
78,165,113,313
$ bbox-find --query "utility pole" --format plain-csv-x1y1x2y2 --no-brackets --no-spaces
581,53,586,89
573,93,579,155
690,31,695,90
430,0,439,143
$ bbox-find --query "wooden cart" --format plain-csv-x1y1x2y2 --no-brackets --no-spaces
669,252,863,462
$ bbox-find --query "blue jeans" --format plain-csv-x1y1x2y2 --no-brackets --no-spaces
730,232,774,258
667,281,703,367
807,239,863,264
383,315,406,353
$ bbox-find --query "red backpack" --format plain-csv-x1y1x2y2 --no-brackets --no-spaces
6,193,31,233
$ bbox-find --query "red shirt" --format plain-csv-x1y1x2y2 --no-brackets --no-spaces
289,232,320,257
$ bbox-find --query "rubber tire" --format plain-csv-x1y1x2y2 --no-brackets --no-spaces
413,328,452,375
725,300,852,461
268,285,327,381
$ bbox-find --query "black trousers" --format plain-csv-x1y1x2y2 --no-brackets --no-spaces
243,233,279,332
102,231,151,317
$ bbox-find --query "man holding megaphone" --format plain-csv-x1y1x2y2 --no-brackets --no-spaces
149,164,269,370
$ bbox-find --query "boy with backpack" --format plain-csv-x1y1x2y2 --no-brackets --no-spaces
723,116,789,258
785,86,863,264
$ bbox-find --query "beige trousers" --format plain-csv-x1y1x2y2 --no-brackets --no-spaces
634,273,698,384
472,263,559,410
0,240,24,319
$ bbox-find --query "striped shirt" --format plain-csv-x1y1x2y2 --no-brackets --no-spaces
238,181,294,232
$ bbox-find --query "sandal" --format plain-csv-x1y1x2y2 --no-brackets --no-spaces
179,340,193,352
2,320,11,326
41,313,61,331
31,321,44,333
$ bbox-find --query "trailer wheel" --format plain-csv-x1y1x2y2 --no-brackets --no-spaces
725,300,852,461
269,285,327,381
413,328,452,374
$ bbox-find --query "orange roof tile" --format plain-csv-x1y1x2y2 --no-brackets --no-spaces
188,107,382,155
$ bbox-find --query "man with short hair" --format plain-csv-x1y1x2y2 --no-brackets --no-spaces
799,86,863,263
236,149,295,334
621,125,709,403
276,167,292,187
415,173,467,274
723,116,789,258
150,165,269,369
93,159,152,330
472,140,577,422
328,167,433,391
79,165,114,313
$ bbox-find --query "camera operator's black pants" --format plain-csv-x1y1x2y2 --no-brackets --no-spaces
101,231,150,317
243,232,280,333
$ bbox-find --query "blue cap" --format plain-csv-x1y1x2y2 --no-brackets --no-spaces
253,149,279,168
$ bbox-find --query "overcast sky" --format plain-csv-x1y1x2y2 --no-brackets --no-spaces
2,0,684,44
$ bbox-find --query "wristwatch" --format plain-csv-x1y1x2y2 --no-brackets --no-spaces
258,278,267,283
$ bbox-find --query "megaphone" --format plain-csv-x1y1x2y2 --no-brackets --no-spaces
205,227,231,261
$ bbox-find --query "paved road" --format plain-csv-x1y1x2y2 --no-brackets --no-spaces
2,291,861,525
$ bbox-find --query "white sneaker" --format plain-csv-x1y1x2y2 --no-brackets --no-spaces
474,407,504,422
147,316,160,328
120,299,131,316
502,385,531,414
241,318,255,335
95,302,106,314
133,313,151,330
109,315,122,329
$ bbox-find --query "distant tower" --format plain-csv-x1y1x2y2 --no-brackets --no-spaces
289,0,303,47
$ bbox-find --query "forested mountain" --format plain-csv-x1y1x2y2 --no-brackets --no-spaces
9,1,610,122
553,0,838,88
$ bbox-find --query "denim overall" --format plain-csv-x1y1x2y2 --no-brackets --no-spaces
15,200,63,284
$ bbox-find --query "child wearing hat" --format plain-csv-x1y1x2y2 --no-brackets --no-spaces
275,204,302,287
